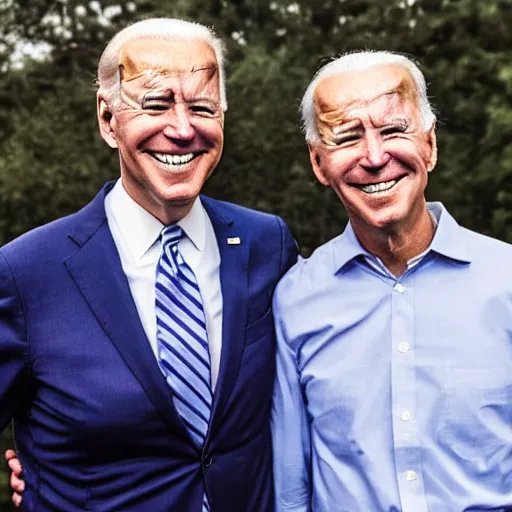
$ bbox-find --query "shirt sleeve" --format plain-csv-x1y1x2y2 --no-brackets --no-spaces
0,251,28,430
272,287,312,511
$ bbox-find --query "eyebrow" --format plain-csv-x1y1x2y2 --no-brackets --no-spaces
141,93,218,104
190,63,218,78
376,116,410,130
142,92,173,101
377,87,402,99
386,117,409,127
186,95,218,104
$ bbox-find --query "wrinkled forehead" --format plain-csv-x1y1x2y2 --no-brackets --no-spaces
314,65,418,118
118,37,219,90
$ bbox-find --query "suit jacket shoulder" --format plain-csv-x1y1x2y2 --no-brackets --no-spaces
200,195,298,277
1,182,111,267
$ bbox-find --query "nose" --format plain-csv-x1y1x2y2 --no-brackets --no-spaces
360,132,391,171
162,104,195,142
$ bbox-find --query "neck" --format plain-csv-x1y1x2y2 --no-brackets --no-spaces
353,205,434,278
121,178,195,226
155,202,194,226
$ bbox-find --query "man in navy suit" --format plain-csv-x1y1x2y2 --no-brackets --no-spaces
1,17,297,511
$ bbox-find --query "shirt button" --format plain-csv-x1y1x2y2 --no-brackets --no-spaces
203,455,213,468
405,470,417,481
398,342,410,353
393,283,405,293
401,411,412,421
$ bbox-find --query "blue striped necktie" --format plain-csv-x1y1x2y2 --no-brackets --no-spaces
155,225,212,511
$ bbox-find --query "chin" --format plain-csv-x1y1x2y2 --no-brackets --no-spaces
158,183,201,205
357,204,406,230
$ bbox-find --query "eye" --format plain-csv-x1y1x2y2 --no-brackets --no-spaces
381,125,406,136
333,133,361,145
190,105,216,116
140,99,172,112
144,104,169,112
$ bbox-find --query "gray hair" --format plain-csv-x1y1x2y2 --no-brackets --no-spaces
300,50,435,142
97,17,228,111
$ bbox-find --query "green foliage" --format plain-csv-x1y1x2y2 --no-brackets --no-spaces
0,69,117,244
205,43,347,253
1,0,512,506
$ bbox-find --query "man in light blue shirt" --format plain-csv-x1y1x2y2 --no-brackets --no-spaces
272,51,512,512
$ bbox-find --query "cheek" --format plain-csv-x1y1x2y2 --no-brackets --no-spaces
325,150,363,182
386,137,432,167
118,117,162,147
195,119,224,146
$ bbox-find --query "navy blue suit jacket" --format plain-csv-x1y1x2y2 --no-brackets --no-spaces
0,183,298,511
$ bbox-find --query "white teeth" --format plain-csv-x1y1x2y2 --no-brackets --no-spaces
361,179,397,194
152,152,196,166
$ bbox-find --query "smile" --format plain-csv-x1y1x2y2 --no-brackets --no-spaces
357,178,400,194
149,152,199,166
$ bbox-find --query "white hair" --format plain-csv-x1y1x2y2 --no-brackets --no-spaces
97,17,228,111
300,50,436,142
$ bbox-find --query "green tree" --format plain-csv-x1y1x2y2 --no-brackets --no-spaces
1,0,512,507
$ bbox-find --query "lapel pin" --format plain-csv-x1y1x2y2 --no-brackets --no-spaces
227,237,241,245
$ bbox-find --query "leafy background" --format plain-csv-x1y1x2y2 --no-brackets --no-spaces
1,0,512,507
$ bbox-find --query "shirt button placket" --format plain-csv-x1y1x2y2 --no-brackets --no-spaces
390,279,428,512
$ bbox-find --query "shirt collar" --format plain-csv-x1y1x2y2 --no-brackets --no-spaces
177,195,206,253
332,222,370,274
108,179,206,263
333,201,471,274
427,202,471,264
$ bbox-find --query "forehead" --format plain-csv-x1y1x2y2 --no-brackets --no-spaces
118,37,218,82
314,64,417,114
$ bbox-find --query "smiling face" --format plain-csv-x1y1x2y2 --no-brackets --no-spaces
97,37,224,223
309,64,437,236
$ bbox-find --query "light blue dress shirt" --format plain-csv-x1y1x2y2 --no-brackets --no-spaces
272,203,512,512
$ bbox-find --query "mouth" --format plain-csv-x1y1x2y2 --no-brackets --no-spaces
354,176,405,194
148,151,202,167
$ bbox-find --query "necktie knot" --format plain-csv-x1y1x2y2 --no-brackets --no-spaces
160,224,183,248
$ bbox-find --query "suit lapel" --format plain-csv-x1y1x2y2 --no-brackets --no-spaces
202,197,249,431
64,184,194,444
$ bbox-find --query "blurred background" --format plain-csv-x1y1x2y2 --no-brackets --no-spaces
1,0,512,507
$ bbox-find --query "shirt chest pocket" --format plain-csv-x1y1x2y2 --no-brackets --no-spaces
437,366,512,478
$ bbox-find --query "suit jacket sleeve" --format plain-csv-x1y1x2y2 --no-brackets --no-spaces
276,216,299,277
0,251,28,430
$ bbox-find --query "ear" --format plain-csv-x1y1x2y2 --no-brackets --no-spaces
97,95,118,149
426,122,437,173
308,144,329,186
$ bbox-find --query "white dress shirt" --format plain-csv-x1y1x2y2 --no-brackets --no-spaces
104,180,223,390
